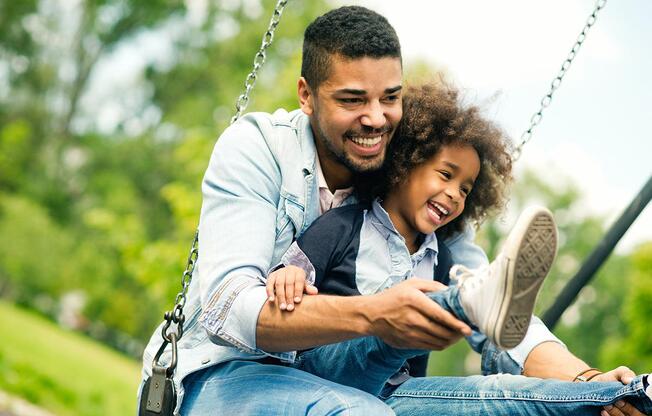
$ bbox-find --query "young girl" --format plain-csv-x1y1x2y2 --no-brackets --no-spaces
263,84,652,414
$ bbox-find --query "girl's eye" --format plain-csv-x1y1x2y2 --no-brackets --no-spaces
461,187,470,196
439,171,451,179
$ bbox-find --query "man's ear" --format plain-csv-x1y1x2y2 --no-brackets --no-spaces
298,77,314,115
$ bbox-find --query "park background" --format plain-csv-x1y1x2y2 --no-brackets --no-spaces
0,0,650,414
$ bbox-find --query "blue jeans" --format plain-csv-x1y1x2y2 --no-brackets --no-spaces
173,361,651,416
178,360,393,415
152,288,652,415
290,288,652,415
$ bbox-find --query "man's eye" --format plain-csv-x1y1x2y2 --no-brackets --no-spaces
383,95,399,102
339,98,362,104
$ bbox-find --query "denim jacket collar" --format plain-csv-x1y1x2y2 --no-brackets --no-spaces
294,111,321,233
295,110,317,176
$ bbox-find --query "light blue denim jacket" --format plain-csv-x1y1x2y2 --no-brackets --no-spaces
141,109,562,413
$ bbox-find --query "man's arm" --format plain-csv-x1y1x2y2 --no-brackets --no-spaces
257,278,472,352
197,114,294,356
523,341,590,380
444,225,490,269
524,341,636,384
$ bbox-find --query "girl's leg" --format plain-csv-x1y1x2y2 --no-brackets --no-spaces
290,287,518,396
291,335,420,397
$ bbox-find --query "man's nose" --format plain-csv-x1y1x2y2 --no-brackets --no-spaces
360,100,387,129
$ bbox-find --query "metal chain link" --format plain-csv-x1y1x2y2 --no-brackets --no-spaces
513,0,607,161
157,0,289,353
159,230,197,348
231,0,289,124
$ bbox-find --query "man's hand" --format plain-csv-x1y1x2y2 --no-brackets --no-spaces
365,278,472,350
592,366,636,385
592,367,646,416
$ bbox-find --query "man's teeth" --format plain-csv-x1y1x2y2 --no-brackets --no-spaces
350,135,382,147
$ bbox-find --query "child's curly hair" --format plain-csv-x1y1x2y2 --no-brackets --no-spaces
367,83,514,240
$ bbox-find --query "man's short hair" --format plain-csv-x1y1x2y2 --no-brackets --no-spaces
301,6,402,90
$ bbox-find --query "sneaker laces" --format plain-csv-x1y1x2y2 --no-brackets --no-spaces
450,255,507,291
449,264,489,290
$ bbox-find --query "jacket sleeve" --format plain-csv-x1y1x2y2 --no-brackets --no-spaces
197,115,294,361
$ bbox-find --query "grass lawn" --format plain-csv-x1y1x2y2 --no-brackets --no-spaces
0,301,141,415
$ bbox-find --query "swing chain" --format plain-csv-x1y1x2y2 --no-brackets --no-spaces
232,0,289,124
162,1,289,340
147,1,289,394
159,229,197,350
159,0,288,351
513,0,607,161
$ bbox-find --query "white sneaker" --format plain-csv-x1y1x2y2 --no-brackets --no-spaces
455,206,558,349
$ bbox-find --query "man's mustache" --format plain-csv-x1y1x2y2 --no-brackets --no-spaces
344,124,393,138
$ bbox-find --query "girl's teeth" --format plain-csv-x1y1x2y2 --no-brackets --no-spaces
427,205,441,221
434,202,449,215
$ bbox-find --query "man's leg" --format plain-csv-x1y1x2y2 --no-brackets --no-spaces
381,373,652,415
178,360,395,416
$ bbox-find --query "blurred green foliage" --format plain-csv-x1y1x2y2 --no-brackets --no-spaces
600,242,652,370
0,0,328,358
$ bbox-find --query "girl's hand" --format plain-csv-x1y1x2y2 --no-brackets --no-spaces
266,266,318,311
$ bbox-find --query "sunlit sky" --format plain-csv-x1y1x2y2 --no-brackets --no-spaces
341,0,652,252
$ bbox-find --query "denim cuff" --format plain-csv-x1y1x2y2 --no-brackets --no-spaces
481,338,522,375
269,242,316,286
199,275,296,362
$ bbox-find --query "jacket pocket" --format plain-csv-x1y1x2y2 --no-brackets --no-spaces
276,191,305,239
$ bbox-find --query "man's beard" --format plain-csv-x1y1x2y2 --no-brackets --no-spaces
314,122,392,174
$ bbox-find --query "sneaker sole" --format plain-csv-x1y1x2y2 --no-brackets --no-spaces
494,207,558,349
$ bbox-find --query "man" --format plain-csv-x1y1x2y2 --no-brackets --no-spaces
140,6,647,415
